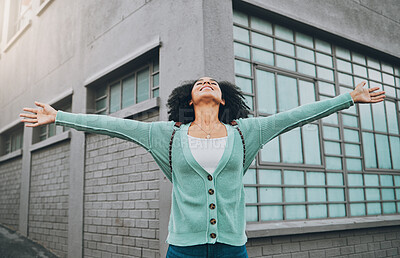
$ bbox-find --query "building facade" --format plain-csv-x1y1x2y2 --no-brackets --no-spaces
0,0,399,257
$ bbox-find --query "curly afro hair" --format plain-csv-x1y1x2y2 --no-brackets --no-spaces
167,80,250,124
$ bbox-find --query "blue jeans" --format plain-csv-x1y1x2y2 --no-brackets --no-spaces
166,242,248,258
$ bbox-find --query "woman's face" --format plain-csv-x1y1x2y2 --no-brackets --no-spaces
189,77,225,106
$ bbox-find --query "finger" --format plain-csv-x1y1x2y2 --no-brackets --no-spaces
23,107,38,113
35,101,46,108
356,81,367,89
370,91,385,97
21,118,38,123
25,123,40,127
20,113,37,118
371,96,386,101
368,87,381,92
370,98,385,103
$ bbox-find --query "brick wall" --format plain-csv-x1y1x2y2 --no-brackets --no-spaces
0,157,22,230
246,225,400,258
29,141,70,258
83,110,161,258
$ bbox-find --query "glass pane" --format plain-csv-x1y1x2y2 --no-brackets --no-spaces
395,176,400,186
325,157,342,170
386,101,399,134
252,48,274,66
346,158,362,171
329,204,346,217
299,80,315,105
285,188,305,202
376,134,391,169
319,82,335,96
338,72,353,86
383,73,395,86
233,26,249,42
259,169,281,185
250,16,272,34
349,188,365,201
306,172,325,185
48,123,55,137
233,10,248,26
328,188,344,201
244,95,253,110
381,175,393,186
260,137,280,162
327,173,343,185
365,188,380,200
308,204,327,219
324,141,341,155
242,168,256,184
368,68,382,82
137,68,150,103
286,205,306,220
297,61,316,77
303,124,321,165
352,52,366,65
359,104,373,130
384,85,396,98
350,203,366,216
336,47,351,60
322,113,338,125
236,76,253,94
315,39,331,54
367,203,381,215
284,170,304,185
382,202,396,214
235,60,252,76
110,82,121,113
362,132,377,168
246,206,258,222
342,114,358,127
277,75,298,111
96,85,107,98
276,55,296,71
122,75,135,109
390,136,400,169
260,187,282,203
274,25,293,41
317,67,334,81
295,32,313,48
261,205,283,221
296,46,314,62
251,32,273,50
348,173,363,186
343,129,359,143
152,73,159,87
367,57,380,69
316,52,333,67
365,174,379,186
281,129,303,163
276,40,294,56
153,58,159,72
234,42,250,59
308,188,326,202
353,64,367,77
244,187,257,203
345,143,360,157
323,126,340,140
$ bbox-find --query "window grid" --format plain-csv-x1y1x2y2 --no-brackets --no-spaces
35,104,71,143
2,129,23,155
94,59,158,115
234,10,400,222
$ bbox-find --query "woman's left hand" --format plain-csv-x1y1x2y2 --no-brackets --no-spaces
350,81,386,103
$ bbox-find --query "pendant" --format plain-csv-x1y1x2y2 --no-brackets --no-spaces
206,134,211,139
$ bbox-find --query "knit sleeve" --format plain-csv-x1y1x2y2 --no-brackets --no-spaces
55,110,152,150
257,93,355,146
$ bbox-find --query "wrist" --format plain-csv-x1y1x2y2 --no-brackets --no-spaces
349,91,357,103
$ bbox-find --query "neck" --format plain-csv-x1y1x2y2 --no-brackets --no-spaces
192,103,220,127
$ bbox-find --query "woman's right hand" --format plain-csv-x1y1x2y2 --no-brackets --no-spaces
20,101,58,127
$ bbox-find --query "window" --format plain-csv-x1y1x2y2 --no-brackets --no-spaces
233,10,400,222
0,125,23,156
94,57,159,115
7,0,32,40
32,98,71,144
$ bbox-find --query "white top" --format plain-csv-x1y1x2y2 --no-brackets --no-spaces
187,135,227,174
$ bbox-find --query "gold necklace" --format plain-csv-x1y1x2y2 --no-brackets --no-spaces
192,121,222,139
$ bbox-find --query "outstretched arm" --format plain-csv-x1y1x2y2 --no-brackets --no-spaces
20,101,153,150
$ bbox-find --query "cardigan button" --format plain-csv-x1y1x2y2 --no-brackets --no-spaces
210,233,216,238
209,203,215,209
210,218,216,225
208,189,214,195
207,175,213,181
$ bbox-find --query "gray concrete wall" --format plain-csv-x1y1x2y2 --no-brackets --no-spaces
0,157,22,230
29,141,70,258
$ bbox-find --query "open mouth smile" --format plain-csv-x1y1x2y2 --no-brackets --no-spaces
200,86,213,91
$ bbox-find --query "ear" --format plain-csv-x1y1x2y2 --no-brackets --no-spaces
189,100,193,106
221,99,225,106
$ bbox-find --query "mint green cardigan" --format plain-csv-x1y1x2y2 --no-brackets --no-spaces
55,93,354,246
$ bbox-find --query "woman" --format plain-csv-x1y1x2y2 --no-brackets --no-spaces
20,77,385,258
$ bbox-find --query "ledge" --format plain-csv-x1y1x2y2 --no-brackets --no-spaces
4,20,32,53
36,0,53,16
0,149,22,163
109,97,160,119
246,215,400,238
30,131,71,152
